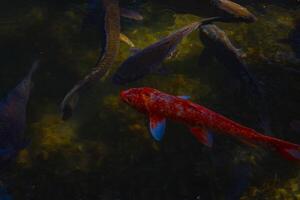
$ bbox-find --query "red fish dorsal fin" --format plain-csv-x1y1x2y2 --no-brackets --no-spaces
190,127,213,147
149,114,166,141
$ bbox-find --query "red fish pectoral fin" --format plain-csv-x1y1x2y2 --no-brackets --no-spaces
149,114,166,141
190,127,213,147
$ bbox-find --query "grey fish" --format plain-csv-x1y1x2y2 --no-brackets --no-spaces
60,0,120,120
0,60,39,161
199,24,271,134
211,0,257,23
112,21,201,84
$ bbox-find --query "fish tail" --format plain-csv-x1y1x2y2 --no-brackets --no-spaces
200,17,225,25
263,135,300,162
275,142,300,162
27,60,40,78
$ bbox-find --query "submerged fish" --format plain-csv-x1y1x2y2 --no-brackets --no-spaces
199,24,271,134
0,61,39,162
211,0,257,23
119,33,135,48
112,22,201,84
199,24,261,94
61,0,121,120
120,7,144,21
121,87,300,161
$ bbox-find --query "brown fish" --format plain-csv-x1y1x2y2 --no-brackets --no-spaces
212,0,257,23
60,0,120,120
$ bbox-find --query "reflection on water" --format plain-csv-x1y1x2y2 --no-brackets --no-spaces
0,0,299,199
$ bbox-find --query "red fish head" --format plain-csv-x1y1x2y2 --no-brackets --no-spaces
120,87,154,113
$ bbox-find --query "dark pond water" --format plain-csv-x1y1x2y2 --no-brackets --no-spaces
0,0,299,199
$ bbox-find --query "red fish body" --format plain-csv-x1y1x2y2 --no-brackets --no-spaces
121,87,300,162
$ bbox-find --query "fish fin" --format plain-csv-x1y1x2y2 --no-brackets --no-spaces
60,90,80,121
190,127,213,147
120,33,135,48
149,114,166,141
166,49,178,60
27,60,40,79
120,8,144,21
276,145,300,162
177,95,190,100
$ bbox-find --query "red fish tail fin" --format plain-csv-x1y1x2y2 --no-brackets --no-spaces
276,146,300,162
272,139,300,162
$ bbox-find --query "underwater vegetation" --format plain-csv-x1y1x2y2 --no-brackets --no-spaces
0,0,299,199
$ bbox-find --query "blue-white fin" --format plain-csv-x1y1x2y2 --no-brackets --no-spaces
286,149,300,160
190,127,213,147
177,95,190,100
149,114,166,141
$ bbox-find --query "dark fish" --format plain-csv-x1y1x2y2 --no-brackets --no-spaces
61,0,120,120
112,22,201,84
211,0,257,23
0,60,39,162
199,24,271,134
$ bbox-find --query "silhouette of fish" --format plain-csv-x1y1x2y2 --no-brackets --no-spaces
0,60,39,162
199,24,271,134
211,0,257,23
61,0,121,120
112,22,201,84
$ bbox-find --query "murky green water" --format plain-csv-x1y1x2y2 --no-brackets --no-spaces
0,0,300,199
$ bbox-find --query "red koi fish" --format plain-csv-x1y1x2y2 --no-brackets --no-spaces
120,87,300,162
